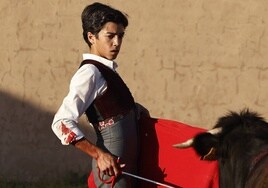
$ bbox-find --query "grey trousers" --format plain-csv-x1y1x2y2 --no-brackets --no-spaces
92,110,138,188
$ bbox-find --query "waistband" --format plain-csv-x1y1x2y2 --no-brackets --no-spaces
95,114,124,131
94,109,135,131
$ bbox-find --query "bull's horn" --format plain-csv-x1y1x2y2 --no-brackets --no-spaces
173,127,222,148
173,138,194,148
207,127,222,135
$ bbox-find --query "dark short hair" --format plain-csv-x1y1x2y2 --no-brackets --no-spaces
81,2,128,47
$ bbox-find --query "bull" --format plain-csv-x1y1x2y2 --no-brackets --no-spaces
173,109,268,188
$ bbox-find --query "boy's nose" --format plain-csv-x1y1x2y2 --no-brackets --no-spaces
113,36,120,46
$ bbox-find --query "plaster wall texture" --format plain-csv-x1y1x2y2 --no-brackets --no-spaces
1,0,268,181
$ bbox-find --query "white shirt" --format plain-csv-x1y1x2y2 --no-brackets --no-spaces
51,53,118,145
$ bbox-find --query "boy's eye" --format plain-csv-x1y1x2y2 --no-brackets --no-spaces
107,35,114,39
106,33,124,39
118,33,125,38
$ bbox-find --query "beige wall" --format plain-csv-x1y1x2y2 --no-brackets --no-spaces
1,0,268,181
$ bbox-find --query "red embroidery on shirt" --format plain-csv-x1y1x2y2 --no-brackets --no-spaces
66,132,77,144
61,122,77,144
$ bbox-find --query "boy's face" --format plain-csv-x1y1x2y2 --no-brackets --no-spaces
89,22,125,60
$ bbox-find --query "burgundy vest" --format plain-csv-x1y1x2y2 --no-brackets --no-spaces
80,60,135,123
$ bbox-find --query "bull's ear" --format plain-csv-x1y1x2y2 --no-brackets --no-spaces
201,147,217,160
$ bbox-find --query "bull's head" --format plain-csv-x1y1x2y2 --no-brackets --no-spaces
173,127,222,160
173,109,268,161
174,109,268,188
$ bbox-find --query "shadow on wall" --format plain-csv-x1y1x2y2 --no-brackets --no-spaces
0,90,94,182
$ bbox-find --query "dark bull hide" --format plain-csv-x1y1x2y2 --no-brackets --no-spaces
173,109,268,188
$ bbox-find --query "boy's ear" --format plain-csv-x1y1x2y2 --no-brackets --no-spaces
87,32,95,44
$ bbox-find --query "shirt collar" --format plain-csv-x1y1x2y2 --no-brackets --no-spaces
82,53,118,70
